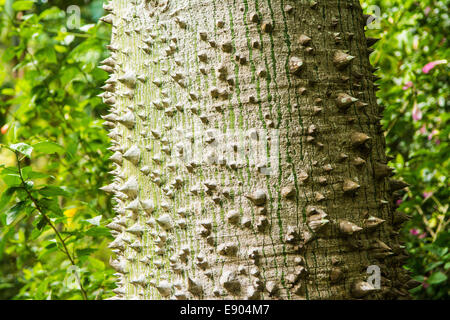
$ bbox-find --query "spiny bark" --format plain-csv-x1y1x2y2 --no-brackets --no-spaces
100,0,411,300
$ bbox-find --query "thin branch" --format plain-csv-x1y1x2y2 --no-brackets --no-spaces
15,152,88,300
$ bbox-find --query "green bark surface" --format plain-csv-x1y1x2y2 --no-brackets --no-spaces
101,0,409,299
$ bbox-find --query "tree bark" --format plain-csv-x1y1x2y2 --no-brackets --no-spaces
100,0,410,300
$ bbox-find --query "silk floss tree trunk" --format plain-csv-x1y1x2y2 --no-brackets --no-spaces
99,0,413,300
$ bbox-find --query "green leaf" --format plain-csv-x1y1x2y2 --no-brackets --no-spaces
427,272,448,285
409,285,423,294
21,166,52,180
1,88,15,96
10,143,33,158
12,1,35,11
85,226,111,238
38,245,58,260
36,217,48,230
30,227,43,240
425,261,444,272
6,201,29,225
44,242,57,249
27,171,52,180
0,187,17,211
38,7,64,20
38,186,69,197
37,198,63,216
35,47,57,65
1,174,21,186
76,248,96,257
2,47,17,62
413,275,425,282
0,188,17,211
33,141,65,155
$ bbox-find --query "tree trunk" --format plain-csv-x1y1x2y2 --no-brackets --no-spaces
100,0,410,300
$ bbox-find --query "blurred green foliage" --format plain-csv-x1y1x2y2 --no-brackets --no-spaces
364,0,449,299
0,0,115,299
0,0,448,299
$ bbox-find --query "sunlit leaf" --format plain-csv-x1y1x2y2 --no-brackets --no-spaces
33,141,65,155
12,1,34,11
85,215,102,226
10,143,33,158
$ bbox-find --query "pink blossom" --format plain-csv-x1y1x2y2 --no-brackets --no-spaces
402,81,413,90
423,191,433,199
422,282,429,289
435,139,441,145
419,125,427,134
410,229,420,236
422,59,447,74
412,105,422,121
419,232,427,239
424,7,431,16
396,199,403,205
428,129,438,140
